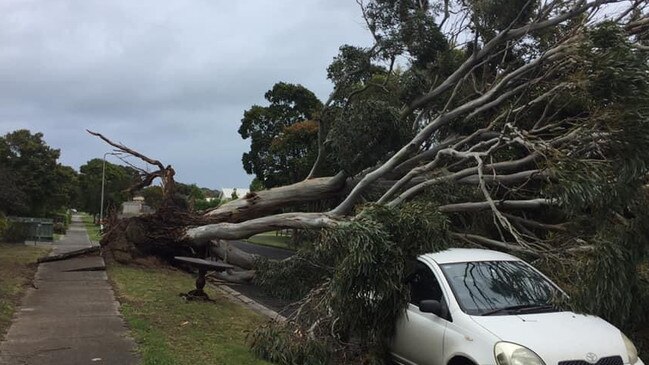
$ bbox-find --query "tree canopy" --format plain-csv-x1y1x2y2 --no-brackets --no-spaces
0,130,78,217
239,82,324,188
77,158,138,217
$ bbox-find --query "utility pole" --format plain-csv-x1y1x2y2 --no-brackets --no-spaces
100,152,117,231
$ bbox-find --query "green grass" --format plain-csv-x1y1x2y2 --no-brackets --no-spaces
80,213,102,242
108,264,272,365
246,232,293,250
0,244,51,338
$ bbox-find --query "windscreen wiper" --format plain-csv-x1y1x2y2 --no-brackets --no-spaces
481,303,554,316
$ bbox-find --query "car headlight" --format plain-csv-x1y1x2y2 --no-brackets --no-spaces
495,342,546,365
621,333,639,365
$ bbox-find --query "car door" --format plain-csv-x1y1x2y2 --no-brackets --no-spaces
391,260,449,365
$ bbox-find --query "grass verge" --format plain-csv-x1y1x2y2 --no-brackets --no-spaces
0,243,50,338
108,264,271,365
80,213,102,242
246,232,293,250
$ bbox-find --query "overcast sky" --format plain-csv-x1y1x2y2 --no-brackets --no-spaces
0,0,373,189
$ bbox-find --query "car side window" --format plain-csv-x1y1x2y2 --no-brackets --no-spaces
409,261,444,305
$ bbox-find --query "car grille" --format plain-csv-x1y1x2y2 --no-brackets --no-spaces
558,355,623,365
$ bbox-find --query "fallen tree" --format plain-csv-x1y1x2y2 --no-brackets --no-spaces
94,0,649,362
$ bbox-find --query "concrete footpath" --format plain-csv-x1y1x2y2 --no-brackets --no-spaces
0,215,139,365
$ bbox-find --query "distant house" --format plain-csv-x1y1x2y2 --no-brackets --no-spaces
121,196,154,217
221,188,250,200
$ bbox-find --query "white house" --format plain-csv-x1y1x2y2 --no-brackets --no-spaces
221,188,250,200
121,196,153,217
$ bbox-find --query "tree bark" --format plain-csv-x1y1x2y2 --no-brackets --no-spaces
186,212,339,243
439,198,553,213
204,172,346,223
208,240,258,270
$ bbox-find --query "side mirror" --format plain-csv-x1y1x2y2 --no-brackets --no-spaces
419,300,443,316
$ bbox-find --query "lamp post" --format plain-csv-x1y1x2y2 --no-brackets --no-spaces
100,152,118,231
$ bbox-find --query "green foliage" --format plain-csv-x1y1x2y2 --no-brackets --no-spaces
80,213,102,242
249,177,265,192
176,183,205,201
0,164,28,215
329,100,410,175
249,324,332,365
254,243,332,300
467,0,538,39
327,45,383,91
570,195,649,332
53,222,66,235
251,202,449,364
194,199,221,211
546,23,649,218
239,82,323,188
141,186,164,210
77,158,138,216
0,130,78,217
363,1,448,63
0,215,7,242
0,221,28,243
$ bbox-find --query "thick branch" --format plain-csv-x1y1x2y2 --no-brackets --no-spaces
209,240,258,269
389,134,500,178
87,130,176,197
187,212,339,243
335,40,568,214
450,232,538,255
404,0,600,115
439,198,553,213
502,213,568,232
208,270,256,284
204,172,346,223
389,152,541,206
457,169,547,185
87,130,165,170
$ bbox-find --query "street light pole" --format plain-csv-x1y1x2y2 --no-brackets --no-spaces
99,152,116,231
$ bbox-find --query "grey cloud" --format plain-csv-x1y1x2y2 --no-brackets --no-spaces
0,0,372,188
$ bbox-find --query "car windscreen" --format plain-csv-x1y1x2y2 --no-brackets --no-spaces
440,260,561,316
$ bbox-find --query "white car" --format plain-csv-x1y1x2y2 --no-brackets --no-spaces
391,248,644,365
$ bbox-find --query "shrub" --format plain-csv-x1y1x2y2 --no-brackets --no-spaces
0,221,28,243
0,214,7,240
53,222,66,234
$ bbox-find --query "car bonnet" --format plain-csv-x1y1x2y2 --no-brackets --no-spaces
469,311,628,365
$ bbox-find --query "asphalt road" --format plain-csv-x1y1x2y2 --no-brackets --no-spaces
222,240,295,316
228,240,294,260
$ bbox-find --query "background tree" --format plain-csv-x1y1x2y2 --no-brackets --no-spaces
239,82,324,188
249,177,265,192
140,186,164,210
77,158,138,219
0,130,77,217
176,183,205,201
0,164,29,215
